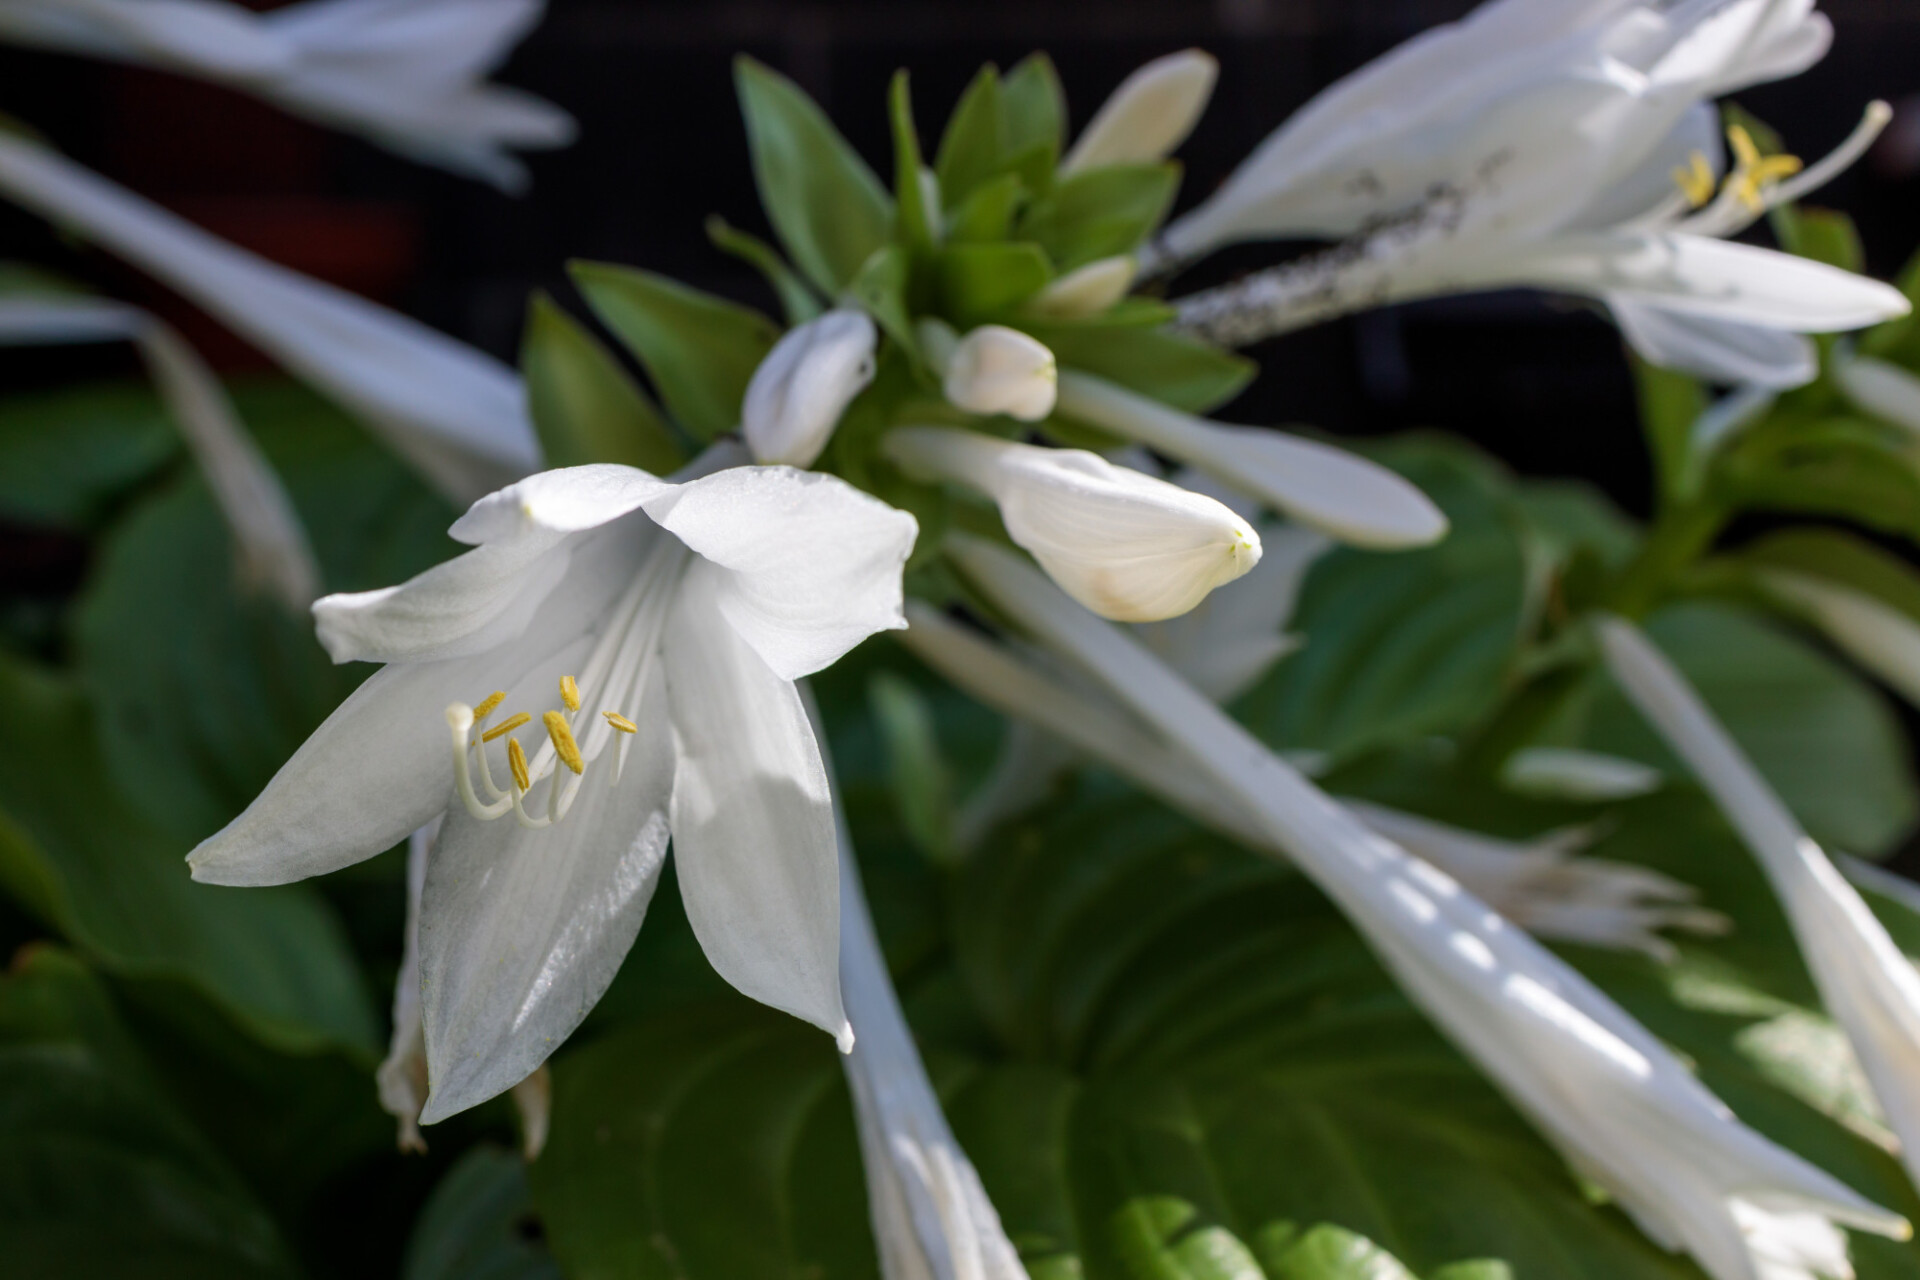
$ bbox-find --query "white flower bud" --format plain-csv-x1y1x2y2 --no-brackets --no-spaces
1760,569,1920,708
885,427,1260,621
1025,255,1137,319
1061,49,1218,173
940,324,1058,421
742,308,877,467
1501,747,1663,802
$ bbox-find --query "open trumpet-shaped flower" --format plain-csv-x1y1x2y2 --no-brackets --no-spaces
885,427,1261,622
943,536,1907,1280
0,0,575,190
190,450,918,1121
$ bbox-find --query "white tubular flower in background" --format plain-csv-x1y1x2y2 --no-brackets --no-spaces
190,445,919,1124
0,131,540,503
1054,371,1448,549
1834,351,1920,443
945,539,1908,1280
922,321,1058,422
1023,256,1137,320
1060,48,1217,174
743,309,877,468
1600,615,1920,1196
1760,570,1920,708
886,427,1261,622
1501,746,1665,802
0,293,318,612
904,603,1721,958
0,0,575,191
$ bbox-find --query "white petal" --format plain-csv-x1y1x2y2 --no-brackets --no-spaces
448,463,674,545
1061,49,1217,173
0,0,295,76
1835,353,1920,440
640,466,917,681
418,666,675,1124
662,568,848,1046
0,132,539,498
187,630,589,885
1609,298,1818,390
743,309,877,468
375,818,437,1152
1056,372,1448,549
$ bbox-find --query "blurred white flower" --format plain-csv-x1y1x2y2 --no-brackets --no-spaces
0,292,317,612
0,0,576,191
191,449,918,1122
1760,569,1920,709
1024,255,1137,320
743,309,877,468
1834,350,1920,444
0,131,540,502
1502,746,1666,802
1600,615,1920,1197
1054,371,1448,549
1060,48,1217,173
944,537,1907,1280
885,427,1261,622
926,322,1058,422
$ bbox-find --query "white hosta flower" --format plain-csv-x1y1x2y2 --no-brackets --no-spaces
0,0,575,191
946,538,1907,1280
1024,256,1137,320
1760,570,1920,708
1054,371,1448,549
0,293,318,612
190,448,918,1121
1060,48,1217,174
906,603,1718,957
886,426,1260,622
0,132,539,502
1502,746,1665,802
743,309,877,468
1600,616,1920,1196
925,322,1058,422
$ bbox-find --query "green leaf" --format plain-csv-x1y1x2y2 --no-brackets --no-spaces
948,172,1026,244
1719,413,1920,543
706,216,824,326
868,672,956,865
405,1146,561,1280
1238,437,1529,765
570,260,779,440
1773,205,1866,274
1742,527,1920,625
1570,600,1918,854
848,245,919,355
1025,312,1254,414
1632,357,1705,507
735,56,894,296
1000,54,1066,163
936,242,1054,326
520,291,686,473
935,66,1005,208
1019,163,1179,270
0,380,178,529
889,71,938,256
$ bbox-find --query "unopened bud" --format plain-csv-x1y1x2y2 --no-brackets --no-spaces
941,324,1057,421
1062,49,1219,173
1027,256,1137,319
742,308,877,467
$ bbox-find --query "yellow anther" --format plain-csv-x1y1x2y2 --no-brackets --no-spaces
507,737,531,792
544,711,585,774
1727,124,1763,172
1752,154,1803,185
603,711,638,734
472,690,508,720
1722,124,1804,212
1672,151,1715,207
559,674,581,712
481,711,532,742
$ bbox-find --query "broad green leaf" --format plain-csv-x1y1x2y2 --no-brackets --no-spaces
520,291,686,473
0,380,178,528
1774,205,1866,274
868,671,956,865
936,242,1054,326
1570,601,1918,854
1025,312,1254,414
706,216,823,325
1718,413,1920,543
1001,53,1066,163
735,56,894,295
1019,163,1178,270
1238,437,1528,765
949,172,1025,244
1632,357,1705,507
848,245,918,355
936,66,1005,208
405,1145,561,1280
570,260,778,440
1742,527,1920,625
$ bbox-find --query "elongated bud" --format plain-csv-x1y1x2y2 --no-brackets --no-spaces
1062,49,1218,173
1501,747,1663,801
1835,352,1920,441
1026,255,1137,319
1760,569,1920,708
1055,370,1447,549
742,308,877,467
886,426,1260,621
935,323,1058,421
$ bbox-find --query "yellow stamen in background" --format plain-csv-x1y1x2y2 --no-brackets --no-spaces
559,674,581,712
481,711,532,742
1728,123,1763,173
1672,151,1715,207
1723,123,1804,212
544,711,585,774
507,738,531,792
472,690,508,719
603,711,639,734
